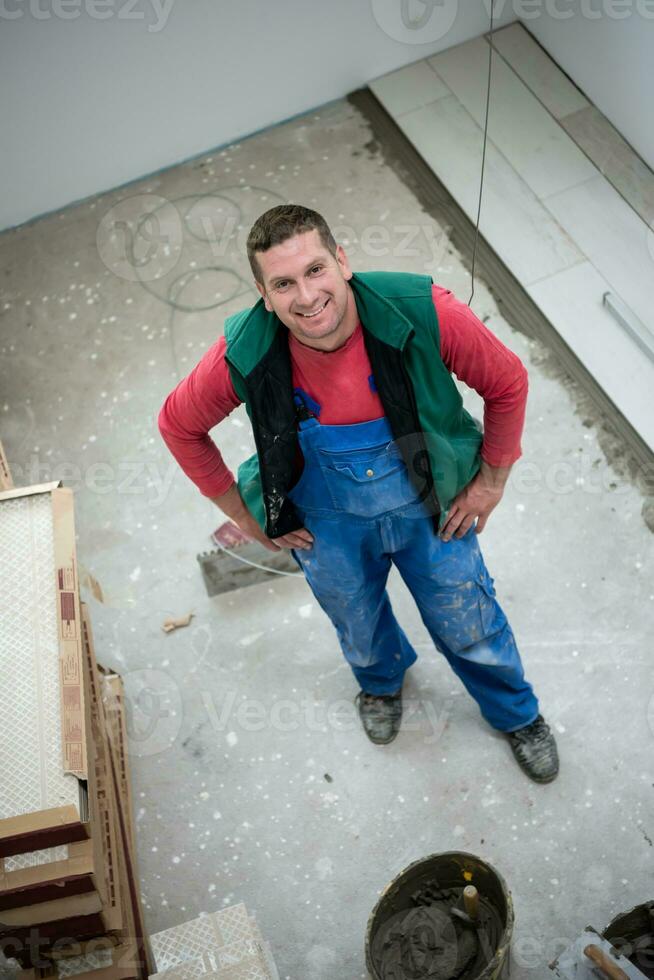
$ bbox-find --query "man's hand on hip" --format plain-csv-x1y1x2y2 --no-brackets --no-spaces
439,461,512,541
239,513,313,552
210,483,314,553
269,528,314,551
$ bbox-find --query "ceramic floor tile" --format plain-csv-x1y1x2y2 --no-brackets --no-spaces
561,105,654,226
151,904,253,971
397,95,583,283
544,174,654,332
369,59,449,117
488,22,589,119
526,261,654,453
151,942,271,980
428,35,597,199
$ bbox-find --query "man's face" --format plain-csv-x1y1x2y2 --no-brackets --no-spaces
254,229,355,349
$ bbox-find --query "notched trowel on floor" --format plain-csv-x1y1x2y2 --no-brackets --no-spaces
550,927,649,979
197,520,300,596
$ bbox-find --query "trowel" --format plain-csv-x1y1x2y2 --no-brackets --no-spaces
550,927,649,979
198,520,300,596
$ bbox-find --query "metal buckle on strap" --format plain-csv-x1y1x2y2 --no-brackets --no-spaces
293,395,313,423
293,388,321,423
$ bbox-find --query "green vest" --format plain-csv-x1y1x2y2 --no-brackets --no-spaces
224,270,482,535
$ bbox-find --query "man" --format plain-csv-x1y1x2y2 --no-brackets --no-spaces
158,204,559,783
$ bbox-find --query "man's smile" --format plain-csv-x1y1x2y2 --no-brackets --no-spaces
297,299,330,318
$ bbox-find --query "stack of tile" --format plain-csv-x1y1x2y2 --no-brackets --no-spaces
0,478,153,979
149,904,279,980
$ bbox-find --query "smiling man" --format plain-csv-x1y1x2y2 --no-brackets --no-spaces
158,204,559,783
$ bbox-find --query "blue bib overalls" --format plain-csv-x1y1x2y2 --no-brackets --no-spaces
287,390,538,733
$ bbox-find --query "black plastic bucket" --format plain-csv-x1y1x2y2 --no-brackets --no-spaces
365,851,513,980
604,901,654,978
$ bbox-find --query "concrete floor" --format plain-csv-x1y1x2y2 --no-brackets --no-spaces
1,97,653,979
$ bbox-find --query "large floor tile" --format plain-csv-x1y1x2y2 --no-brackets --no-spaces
369,59,449,117
544,174,654,332
561,105,654,226
397,95,583,283
526,260,654,453
488,22,589,120
428,35,597,199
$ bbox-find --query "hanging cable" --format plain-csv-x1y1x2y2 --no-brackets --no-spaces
467,0,496,308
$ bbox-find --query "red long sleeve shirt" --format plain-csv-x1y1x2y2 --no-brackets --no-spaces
158,284,528,498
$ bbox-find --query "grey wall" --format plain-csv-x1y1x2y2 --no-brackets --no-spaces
0,0,515,232
522,2,654,170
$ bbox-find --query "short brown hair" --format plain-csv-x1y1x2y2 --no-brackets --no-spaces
246,204,337,284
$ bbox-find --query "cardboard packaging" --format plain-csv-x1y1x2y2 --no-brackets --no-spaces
0,483,90,869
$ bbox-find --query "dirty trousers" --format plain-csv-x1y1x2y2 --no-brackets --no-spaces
287,403,539,733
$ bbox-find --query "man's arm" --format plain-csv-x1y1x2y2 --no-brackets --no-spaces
157,336,242,496
432,285,528,540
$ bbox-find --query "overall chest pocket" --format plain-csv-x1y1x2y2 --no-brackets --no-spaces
319,443,419,516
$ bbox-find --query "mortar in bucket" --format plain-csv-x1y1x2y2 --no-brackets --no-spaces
603,901,654,978
365,851,513,980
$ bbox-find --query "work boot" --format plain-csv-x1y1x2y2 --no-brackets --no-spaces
506,714,559,783
355,689,403,745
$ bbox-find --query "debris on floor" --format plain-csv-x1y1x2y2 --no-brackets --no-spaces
161,611,195,634
80,569,105,604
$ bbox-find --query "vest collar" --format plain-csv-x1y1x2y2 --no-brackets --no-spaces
348,272,414,349
225,271,417,378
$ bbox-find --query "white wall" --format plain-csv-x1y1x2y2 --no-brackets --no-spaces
0,0,514,232
4,2,652,233
519,4,654,170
